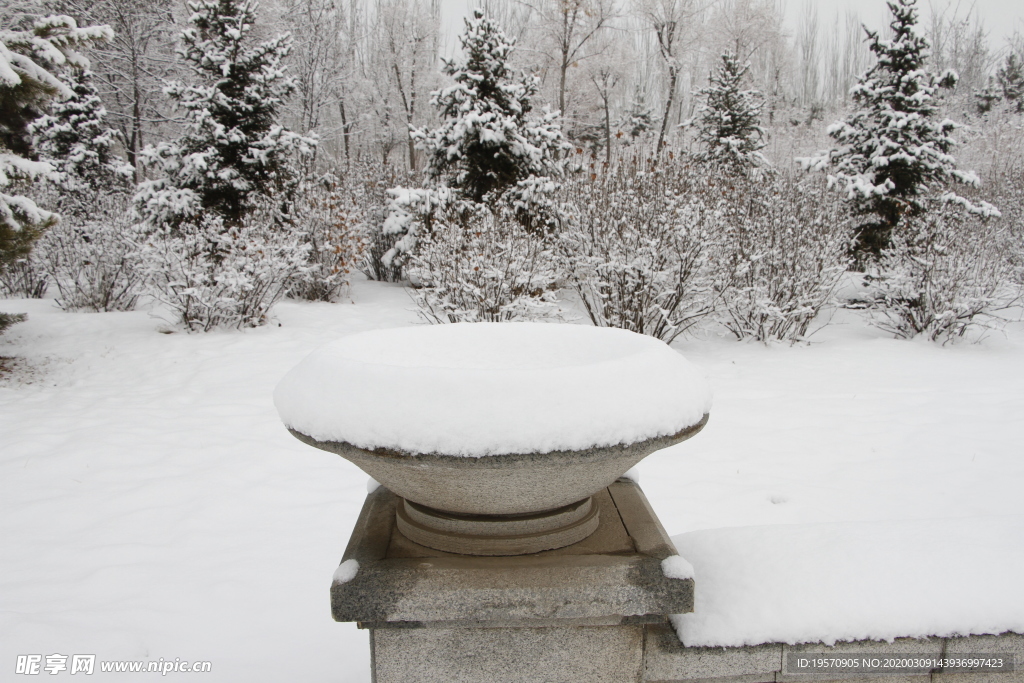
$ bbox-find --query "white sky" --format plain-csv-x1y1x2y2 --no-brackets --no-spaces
436,0,1024,57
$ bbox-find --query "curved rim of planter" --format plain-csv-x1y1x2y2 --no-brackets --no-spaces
288,412,709,466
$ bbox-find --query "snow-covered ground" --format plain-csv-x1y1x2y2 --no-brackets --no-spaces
2,278,1023,681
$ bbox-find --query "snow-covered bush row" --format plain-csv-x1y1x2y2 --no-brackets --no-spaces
555,160,851,343
140,208,308,332
868,197,1022,342
556,160,721,343
34,196,144,312
716,174,852,342
286,176,368,302
406,202,562,324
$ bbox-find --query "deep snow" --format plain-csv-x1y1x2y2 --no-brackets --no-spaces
2,277,1023,681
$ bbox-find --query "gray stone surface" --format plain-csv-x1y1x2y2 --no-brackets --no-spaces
935,633,1024,683
779,637,943,681
373,624,644,683
395,495,601,556
332,480,694,626
644,631,1023,683
290,414,707,515
645,623,782,683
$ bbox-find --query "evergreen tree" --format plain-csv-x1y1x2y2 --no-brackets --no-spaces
620,86,654,143
802,0,982,261
1,15,111,333
134,0,314,228
412,9,565,204
974,77,1001,114
29,69,131,203
693,52,768,171
996,52,1023,112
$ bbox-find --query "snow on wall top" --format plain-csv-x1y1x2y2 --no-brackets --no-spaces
274,322,711,457
670,515,1024,648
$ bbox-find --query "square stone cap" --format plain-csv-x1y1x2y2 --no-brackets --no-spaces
332,478,694,627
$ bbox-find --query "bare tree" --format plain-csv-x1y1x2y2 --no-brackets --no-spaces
927,1,993,94
635,0,704,150
45,0,180,181
371,0,439,170
517,0,616,117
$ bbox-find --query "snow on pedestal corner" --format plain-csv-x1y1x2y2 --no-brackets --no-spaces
332,559,359,584
662,555,695,580
274,322,711,457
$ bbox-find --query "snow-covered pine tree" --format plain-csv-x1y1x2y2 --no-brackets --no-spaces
974,77,1001,114
29,69,131,206
1,15,111,332
800,0,989,261
411,9,565,205
997,52,1023,112
620,86,654,143
134,0,315,228
693,52,768,172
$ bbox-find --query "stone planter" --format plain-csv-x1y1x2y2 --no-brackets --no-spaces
276,322,711,555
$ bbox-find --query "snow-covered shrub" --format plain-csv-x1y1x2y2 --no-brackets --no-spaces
868,199,1021,342
31,192,143,312
141,208,308,331
557,161,721,344
287,177,368,302
718,174,852,342
378,185,455,270
406,203,562,324
354,165,408,283
0,258,48,298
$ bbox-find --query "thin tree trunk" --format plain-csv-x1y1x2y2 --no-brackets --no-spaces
339,97,351,167
656,65,677,152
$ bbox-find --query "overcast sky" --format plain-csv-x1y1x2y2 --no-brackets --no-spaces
436,0,1024,57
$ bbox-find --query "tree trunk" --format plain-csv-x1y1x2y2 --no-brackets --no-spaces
656,65,678,152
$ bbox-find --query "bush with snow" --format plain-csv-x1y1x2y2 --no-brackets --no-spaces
557,160,721,344
352,164,410,283
717,174,852,342
405,202,563,324
867,198,1021,342
0,254,48,299
33,195,144,312
140,207,308,332
287,176,368,302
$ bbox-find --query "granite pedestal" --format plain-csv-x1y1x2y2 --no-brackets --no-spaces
333,477,694,683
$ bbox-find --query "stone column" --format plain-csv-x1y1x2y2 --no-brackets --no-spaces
333,477,693,683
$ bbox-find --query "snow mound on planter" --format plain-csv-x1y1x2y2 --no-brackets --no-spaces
670,515,1024,647
274,322,711,457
